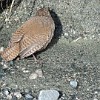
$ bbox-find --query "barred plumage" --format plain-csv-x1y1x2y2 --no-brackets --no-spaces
1,8,55,61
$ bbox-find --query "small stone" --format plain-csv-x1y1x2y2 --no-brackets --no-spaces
94,98,98,100
9,83,18,90
38,90,59,100
24,88,32,94
22,68,30,73
16,66,19,69
5,18,9,22
2,88,10,96
33,98,37,100
70,80,78,88
12,95,17,100
35,69,43,77
23,70,30,73
6,94,12,100
3,64,8,69
25,94,33,100
0,47,4,52
64,33,68,37
9,61,14,66
14,92,22,99
29,73,38,79
0,81,6,87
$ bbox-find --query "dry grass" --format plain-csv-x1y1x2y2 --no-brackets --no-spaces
9,0,15,14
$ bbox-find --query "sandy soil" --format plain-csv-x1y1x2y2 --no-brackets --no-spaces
0,0,100,99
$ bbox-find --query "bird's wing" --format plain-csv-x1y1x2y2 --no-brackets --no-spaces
19,16,55,58
9,29,24,47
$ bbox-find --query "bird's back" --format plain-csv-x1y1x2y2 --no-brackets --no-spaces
19,16,55,58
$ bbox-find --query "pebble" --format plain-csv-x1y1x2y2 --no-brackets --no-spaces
0,47,4,52
94,98,98,100
2,88,10,96
9,83,18,90
29,73,38,79
12,95,17,100
33,98,37,100
6,94,12,100
23,70,30,73
24,88,32,94
35,69,43,77
22,68,30,73
1,61,8,69
14,92,22,99
70,80,78,88
38,90,59,100
9,61,14,66
64,33,68,37
29,69,43,79
0,81,7,87
25,94,34,100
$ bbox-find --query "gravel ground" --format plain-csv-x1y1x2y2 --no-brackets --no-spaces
0,0,100,100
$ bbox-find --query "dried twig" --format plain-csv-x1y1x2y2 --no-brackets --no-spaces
9,0,15,14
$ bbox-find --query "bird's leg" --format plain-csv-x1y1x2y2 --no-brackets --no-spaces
16,57,20,60
32,54,43,65
32,54,38,62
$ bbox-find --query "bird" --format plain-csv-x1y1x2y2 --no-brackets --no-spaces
1,7,55,61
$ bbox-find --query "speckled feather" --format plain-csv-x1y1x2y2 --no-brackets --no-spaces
1,8,55,61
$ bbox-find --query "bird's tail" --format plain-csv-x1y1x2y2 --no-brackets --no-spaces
0,43,20,61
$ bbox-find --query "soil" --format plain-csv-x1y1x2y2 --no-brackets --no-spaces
0,0,100,100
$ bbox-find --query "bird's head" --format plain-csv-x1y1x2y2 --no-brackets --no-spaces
36,7,51,17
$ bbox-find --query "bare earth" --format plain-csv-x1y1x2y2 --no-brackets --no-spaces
0,0,100,99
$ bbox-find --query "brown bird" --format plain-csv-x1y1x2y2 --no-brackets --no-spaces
1,7,55,61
